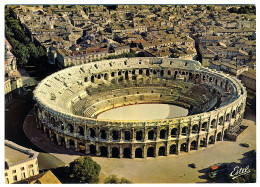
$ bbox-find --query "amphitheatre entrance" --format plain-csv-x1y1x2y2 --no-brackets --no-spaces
97,104,188,120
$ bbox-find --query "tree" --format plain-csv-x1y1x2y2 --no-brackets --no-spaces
104,175,132,184
69,156,101,183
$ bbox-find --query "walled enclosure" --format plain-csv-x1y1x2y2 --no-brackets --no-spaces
33,57,247,158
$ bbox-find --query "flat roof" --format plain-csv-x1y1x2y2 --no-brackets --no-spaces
5,146,31,165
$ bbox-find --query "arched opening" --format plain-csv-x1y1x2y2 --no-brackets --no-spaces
168,70,171,75
90,128,96,138
180,143,187,152
89,145,96,155
100,130,106,139
160,129,166,139
189,72,193,79
226,113,230,121
132,69,135,75
104,73,108,80
224,129,228,139
139,69,143,75
112,147,119,158
148,130,154,140
153,69,157,75
112,130,119,140
192,125,198,134
60,137,65,147
232,110,236,118
111,72,115,77
160,70,164,77
190,140,197,150
147,147,154,157
69,139,75,147
215,79,218,85
201,122,207,131
125,71,129,80
169,144,177,154
135,148,143,158
219,116,224,125
59,121,64,130
210,119,216,128
200,138,207,147
182,126,188,136
100,146,107,157
171,128,178,137
67,124,74,134
217,132,222,141
158,146,166,156
91,75,94,83
123,148,131,158
50,117,55,125
209,135,214,144
52,134,58,144
78,126,84,136
124,131,130,141
136,130,143,141
146,69,150,76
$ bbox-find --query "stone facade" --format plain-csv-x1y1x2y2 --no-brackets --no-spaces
33,57,247,158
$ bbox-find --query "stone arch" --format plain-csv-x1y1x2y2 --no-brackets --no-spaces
50,117,55,125
104,73,108,80
89,144,96,155
169,144,177,154
59,137,65,147
219,116,224,125
209,135,215,144
78,126,84,136
112,130,119,140
160,70,164,77
171,128,178,137
192,124,199,134
67,124,74,133
232,110,236,118
158,146,166,156
100,129,107,139
226,113,230,121
180,143,187,152
112,147,120,158
210,119,216,128
123,148,131,158
200,138,207,147
91,75,95,83
146,69,150,76
168,70,171,76
224,129,228,139
148,130,154,140
139,69,143,75
217,132,222,141
147,147,155,157
90,128,96,138
125,71,129,80
160,129,167,139
135,148,143,158
201,122,207,131
69,139,75,147
181,126,188,136
190,140,197,150
100,146,107,157
136,130,143,141
124,131,130,141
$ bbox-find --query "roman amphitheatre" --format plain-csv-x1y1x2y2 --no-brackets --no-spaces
33,57,246,159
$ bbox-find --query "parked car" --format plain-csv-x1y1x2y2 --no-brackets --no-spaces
240,143,251,147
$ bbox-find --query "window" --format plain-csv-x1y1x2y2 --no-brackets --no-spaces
5,178,9,184
12,170,16,174
28,164,33,168
5,172,8,176
21,167,25,171
13,175,17,182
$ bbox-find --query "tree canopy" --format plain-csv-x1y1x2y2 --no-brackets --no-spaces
69,156,101,183
104,174,132,184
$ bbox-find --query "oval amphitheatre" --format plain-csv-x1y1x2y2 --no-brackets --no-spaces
33,57,247,159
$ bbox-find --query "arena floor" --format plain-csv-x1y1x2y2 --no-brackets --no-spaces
97,104,189,120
